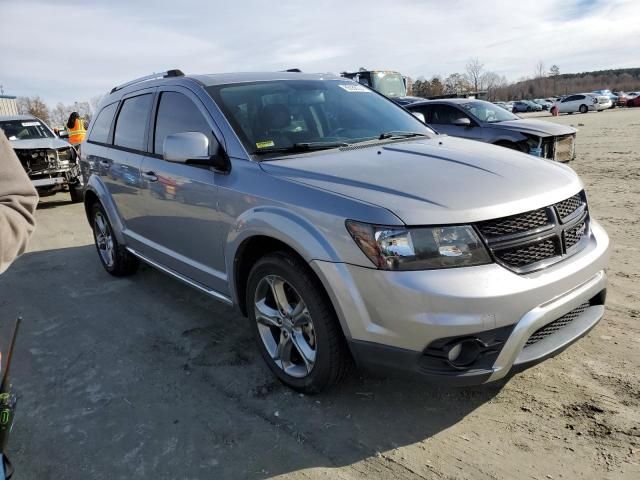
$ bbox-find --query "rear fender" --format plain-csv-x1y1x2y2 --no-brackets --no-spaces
84,174,126,244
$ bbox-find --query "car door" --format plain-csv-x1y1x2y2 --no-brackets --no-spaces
427,104,483,140
136,87,228,293
559,95,577,113
98,90,155,238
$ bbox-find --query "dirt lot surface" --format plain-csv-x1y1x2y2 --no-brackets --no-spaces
1,108,638,479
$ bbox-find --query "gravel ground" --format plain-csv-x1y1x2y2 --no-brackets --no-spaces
0,108,638,479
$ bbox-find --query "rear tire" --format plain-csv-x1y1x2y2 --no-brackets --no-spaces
579,104,588,114
91,203,139,276
246,251,351,393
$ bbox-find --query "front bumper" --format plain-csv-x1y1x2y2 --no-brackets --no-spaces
311,220,610,385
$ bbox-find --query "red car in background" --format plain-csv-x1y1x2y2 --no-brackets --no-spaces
626,93,640,107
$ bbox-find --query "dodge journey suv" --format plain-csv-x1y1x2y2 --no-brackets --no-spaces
80,70,610,393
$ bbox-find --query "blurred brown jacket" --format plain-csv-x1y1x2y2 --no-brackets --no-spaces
0,130,38,274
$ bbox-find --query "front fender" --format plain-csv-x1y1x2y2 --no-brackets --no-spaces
84,174,127,244
225,206,342,303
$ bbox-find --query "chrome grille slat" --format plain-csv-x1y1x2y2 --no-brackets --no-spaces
476,191,589,273
524,302,590,347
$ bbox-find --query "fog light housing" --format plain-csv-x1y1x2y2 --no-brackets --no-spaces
446,339,481,368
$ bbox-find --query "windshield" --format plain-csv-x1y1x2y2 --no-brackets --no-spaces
371,72,407,98
460,100,520,123
0,119,54,140
206,79,434,157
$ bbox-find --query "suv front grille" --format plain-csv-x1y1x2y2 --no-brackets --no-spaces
524,302,590,348
477,209,549,238
476,191,590,274
555,193,582,219
498,239,559,268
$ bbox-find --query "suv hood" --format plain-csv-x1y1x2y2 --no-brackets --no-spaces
488,119,576,137
260,136,582,225
9,137,71,150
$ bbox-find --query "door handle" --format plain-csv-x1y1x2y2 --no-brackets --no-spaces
142,171,158,182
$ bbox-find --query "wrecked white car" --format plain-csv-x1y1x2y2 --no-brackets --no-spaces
0,114,83,202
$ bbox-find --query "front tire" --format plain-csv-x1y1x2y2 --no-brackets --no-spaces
579,104,588,114
246,251,351,393
91,203,139,276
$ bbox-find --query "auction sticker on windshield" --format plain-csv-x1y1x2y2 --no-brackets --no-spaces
21,122,40,127
256,140,275,149
338,84,370,93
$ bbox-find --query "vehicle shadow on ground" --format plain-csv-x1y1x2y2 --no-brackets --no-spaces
1,245,504,479
36,197,74,209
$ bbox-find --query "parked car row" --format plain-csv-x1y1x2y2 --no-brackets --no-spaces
491,88,639,115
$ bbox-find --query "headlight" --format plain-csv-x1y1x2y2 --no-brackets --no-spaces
346,220,492,270
57,148,72,161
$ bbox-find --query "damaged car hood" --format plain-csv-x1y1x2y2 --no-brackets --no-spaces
260,136,582,225
9,137,72,151
487,119,576,137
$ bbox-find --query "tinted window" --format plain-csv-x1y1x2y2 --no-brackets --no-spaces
411,105,433,122
114,94,152,151
575,95,585,100
154,92,213,154
429,105,468,124
88,102,118,143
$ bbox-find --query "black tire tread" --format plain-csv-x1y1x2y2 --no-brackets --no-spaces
247,251,352,393
91,203,139,277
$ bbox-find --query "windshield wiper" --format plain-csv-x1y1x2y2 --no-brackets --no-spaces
378,131,429,140
254,141,350,155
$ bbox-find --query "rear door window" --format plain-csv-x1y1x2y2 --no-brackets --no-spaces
411,105,433,123
429,105,467,124
153,92,213,154
88,102,118,144
114,94,153,151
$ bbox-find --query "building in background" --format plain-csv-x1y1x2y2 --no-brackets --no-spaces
0,95,18,116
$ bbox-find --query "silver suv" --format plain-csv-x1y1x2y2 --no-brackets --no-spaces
80,70,610,393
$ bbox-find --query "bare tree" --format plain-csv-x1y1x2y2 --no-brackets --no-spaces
16,96,50,124
465,58,484,92
482,71,502,101
444,73,471,95
430,76,444,96
534,61,547,79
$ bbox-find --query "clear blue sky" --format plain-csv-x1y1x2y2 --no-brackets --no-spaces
1,0,638,105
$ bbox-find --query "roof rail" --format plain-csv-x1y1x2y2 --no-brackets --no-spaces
110,69,185,94
282,68,302,72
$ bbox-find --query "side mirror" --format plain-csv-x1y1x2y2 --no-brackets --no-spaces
452,117,472,127
412,112,426,123
163,132,229,172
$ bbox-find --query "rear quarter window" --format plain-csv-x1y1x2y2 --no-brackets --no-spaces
87,102,118,144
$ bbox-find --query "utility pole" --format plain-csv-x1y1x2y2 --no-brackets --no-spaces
0,85,4,95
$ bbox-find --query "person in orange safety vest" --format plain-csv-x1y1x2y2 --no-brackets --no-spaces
66,111,87,145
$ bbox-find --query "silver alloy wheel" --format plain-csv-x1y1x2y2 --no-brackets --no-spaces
94,212,115,268
254,275,316,378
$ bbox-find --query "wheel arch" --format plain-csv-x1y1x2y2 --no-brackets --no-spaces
227,207,342,317
83,176,127,244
